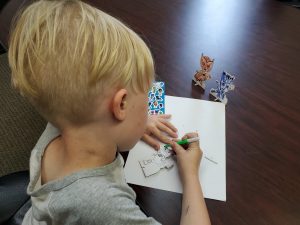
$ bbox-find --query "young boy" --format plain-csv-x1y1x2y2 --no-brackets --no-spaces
8,0,211,224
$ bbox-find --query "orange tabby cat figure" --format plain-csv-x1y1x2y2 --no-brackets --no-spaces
193,53,214,89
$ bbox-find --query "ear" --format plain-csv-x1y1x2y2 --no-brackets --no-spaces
201,55,208,68
207,61,214,70
112,89,128,121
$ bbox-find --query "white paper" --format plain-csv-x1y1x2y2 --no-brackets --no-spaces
124,95,226,201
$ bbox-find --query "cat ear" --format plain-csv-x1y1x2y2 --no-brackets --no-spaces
200,55,204,64
207,61,214,71
201,56,206,67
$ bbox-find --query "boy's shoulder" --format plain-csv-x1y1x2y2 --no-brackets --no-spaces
51,175,136,204
50,177,136,211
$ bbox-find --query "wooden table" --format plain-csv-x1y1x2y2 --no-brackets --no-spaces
1,0,300,224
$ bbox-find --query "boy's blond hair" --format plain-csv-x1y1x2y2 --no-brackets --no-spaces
8,0,154,126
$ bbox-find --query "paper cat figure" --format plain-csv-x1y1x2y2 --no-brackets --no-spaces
210,71,235,105
139,146,174,177
193,53,214,89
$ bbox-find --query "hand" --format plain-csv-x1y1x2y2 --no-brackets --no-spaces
171,133,202,184
142,114,178,150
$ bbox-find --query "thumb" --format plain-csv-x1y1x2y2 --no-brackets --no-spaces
170,141,184,155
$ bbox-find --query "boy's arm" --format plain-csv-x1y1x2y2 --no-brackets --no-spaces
181,176,211,225
171,133,211,225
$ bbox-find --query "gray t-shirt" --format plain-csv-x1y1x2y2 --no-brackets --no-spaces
22,123,161,225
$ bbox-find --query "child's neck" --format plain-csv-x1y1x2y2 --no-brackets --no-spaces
41,123,116,184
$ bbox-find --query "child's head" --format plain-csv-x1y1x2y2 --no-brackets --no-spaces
8,0,154,136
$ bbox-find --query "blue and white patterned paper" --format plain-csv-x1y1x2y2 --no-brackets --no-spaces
148,82,165,115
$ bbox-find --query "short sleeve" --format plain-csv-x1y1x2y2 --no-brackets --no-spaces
50,182,162,225
84,184,161,225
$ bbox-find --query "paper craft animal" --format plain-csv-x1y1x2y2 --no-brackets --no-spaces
210,71,235,105
139,146,174,177
193,53,214,89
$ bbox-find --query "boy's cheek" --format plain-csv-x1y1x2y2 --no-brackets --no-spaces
117,125,143,151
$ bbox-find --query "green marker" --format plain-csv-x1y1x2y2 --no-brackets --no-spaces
164,137,200,148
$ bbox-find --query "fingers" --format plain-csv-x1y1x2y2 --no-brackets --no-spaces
181,132,200,149
154,114,177,133
141,134,160,150
182,132,198,139
151,126,172,144
157,114,172,119
170,141,185,155
159,119,178,134
157,123,178,138
181,134,188,140
172,138,180,142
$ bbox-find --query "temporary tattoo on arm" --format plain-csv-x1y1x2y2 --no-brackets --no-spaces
185,205,190,215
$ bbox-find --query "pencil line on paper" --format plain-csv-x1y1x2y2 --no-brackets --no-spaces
204,156,218,164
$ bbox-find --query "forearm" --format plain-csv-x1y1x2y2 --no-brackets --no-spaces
180,175,211,225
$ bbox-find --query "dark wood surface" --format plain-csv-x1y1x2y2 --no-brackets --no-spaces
1,0,300,224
